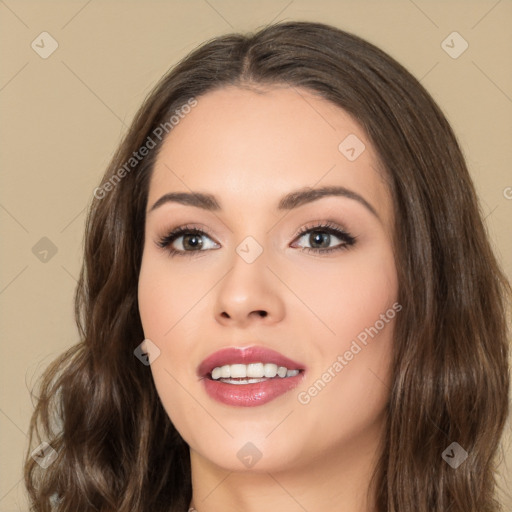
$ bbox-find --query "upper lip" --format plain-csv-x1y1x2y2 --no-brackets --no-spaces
198,346,306,378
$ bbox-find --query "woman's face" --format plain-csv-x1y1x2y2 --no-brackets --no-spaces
138,85,398,474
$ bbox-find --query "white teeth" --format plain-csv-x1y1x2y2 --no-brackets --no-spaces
210,362,300,381
247,363,264,377
230,364,246,378
211,367,223,380
277,366,287,378
264,363,278,378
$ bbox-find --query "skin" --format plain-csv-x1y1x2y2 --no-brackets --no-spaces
138,85,398,512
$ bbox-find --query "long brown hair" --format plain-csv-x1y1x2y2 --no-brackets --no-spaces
25,21,510,512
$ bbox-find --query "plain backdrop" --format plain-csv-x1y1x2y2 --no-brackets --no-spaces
0,1,511,510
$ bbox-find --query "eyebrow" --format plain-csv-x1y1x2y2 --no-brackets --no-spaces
149,186,379,219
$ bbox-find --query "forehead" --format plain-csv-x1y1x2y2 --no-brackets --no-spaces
149,85,392,227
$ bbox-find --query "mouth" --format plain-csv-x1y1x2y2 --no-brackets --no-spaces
198,346,306,407
209,362,301,383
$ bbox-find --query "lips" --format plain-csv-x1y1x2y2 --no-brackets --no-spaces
198,346,307,407
198,346,305,378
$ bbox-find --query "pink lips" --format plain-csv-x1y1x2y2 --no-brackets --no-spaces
198,346,306,407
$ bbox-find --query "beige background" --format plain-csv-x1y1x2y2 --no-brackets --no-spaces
1,0,511,510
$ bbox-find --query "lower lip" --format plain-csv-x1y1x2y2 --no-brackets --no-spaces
202,373,305,407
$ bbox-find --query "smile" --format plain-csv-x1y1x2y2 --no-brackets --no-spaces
199,346,306,406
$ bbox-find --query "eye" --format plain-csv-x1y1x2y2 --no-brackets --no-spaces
156,221,356,258
291,222,356,254
156,225,219,257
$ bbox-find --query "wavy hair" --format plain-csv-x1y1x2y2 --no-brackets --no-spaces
25,21,510,512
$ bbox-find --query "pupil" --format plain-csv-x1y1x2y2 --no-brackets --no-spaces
183,234,202,250
310,232,330,248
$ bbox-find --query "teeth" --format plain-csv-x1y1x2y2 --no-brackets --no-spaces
264,363,277,378
219,378,268,385
230,364,246,378
210,363,300,381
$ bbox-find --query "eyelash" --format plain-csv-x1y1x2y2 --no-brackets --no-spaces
156,221,357,258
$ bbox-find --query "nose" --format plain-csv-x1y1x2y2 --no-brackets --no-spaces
214,249,286,328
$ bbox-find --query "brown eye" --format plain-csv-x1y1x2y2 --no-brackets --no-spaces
157,227,220,257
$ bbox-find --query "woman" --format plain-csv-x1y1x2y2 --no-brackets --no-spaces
25,21,510,512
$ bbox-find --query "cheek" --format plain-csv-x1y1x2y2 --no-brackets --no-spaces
137,252,218,390
293,244,397,437
137,255,201,437
332,249,397,344
138,253,209,339
289,242,398,350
